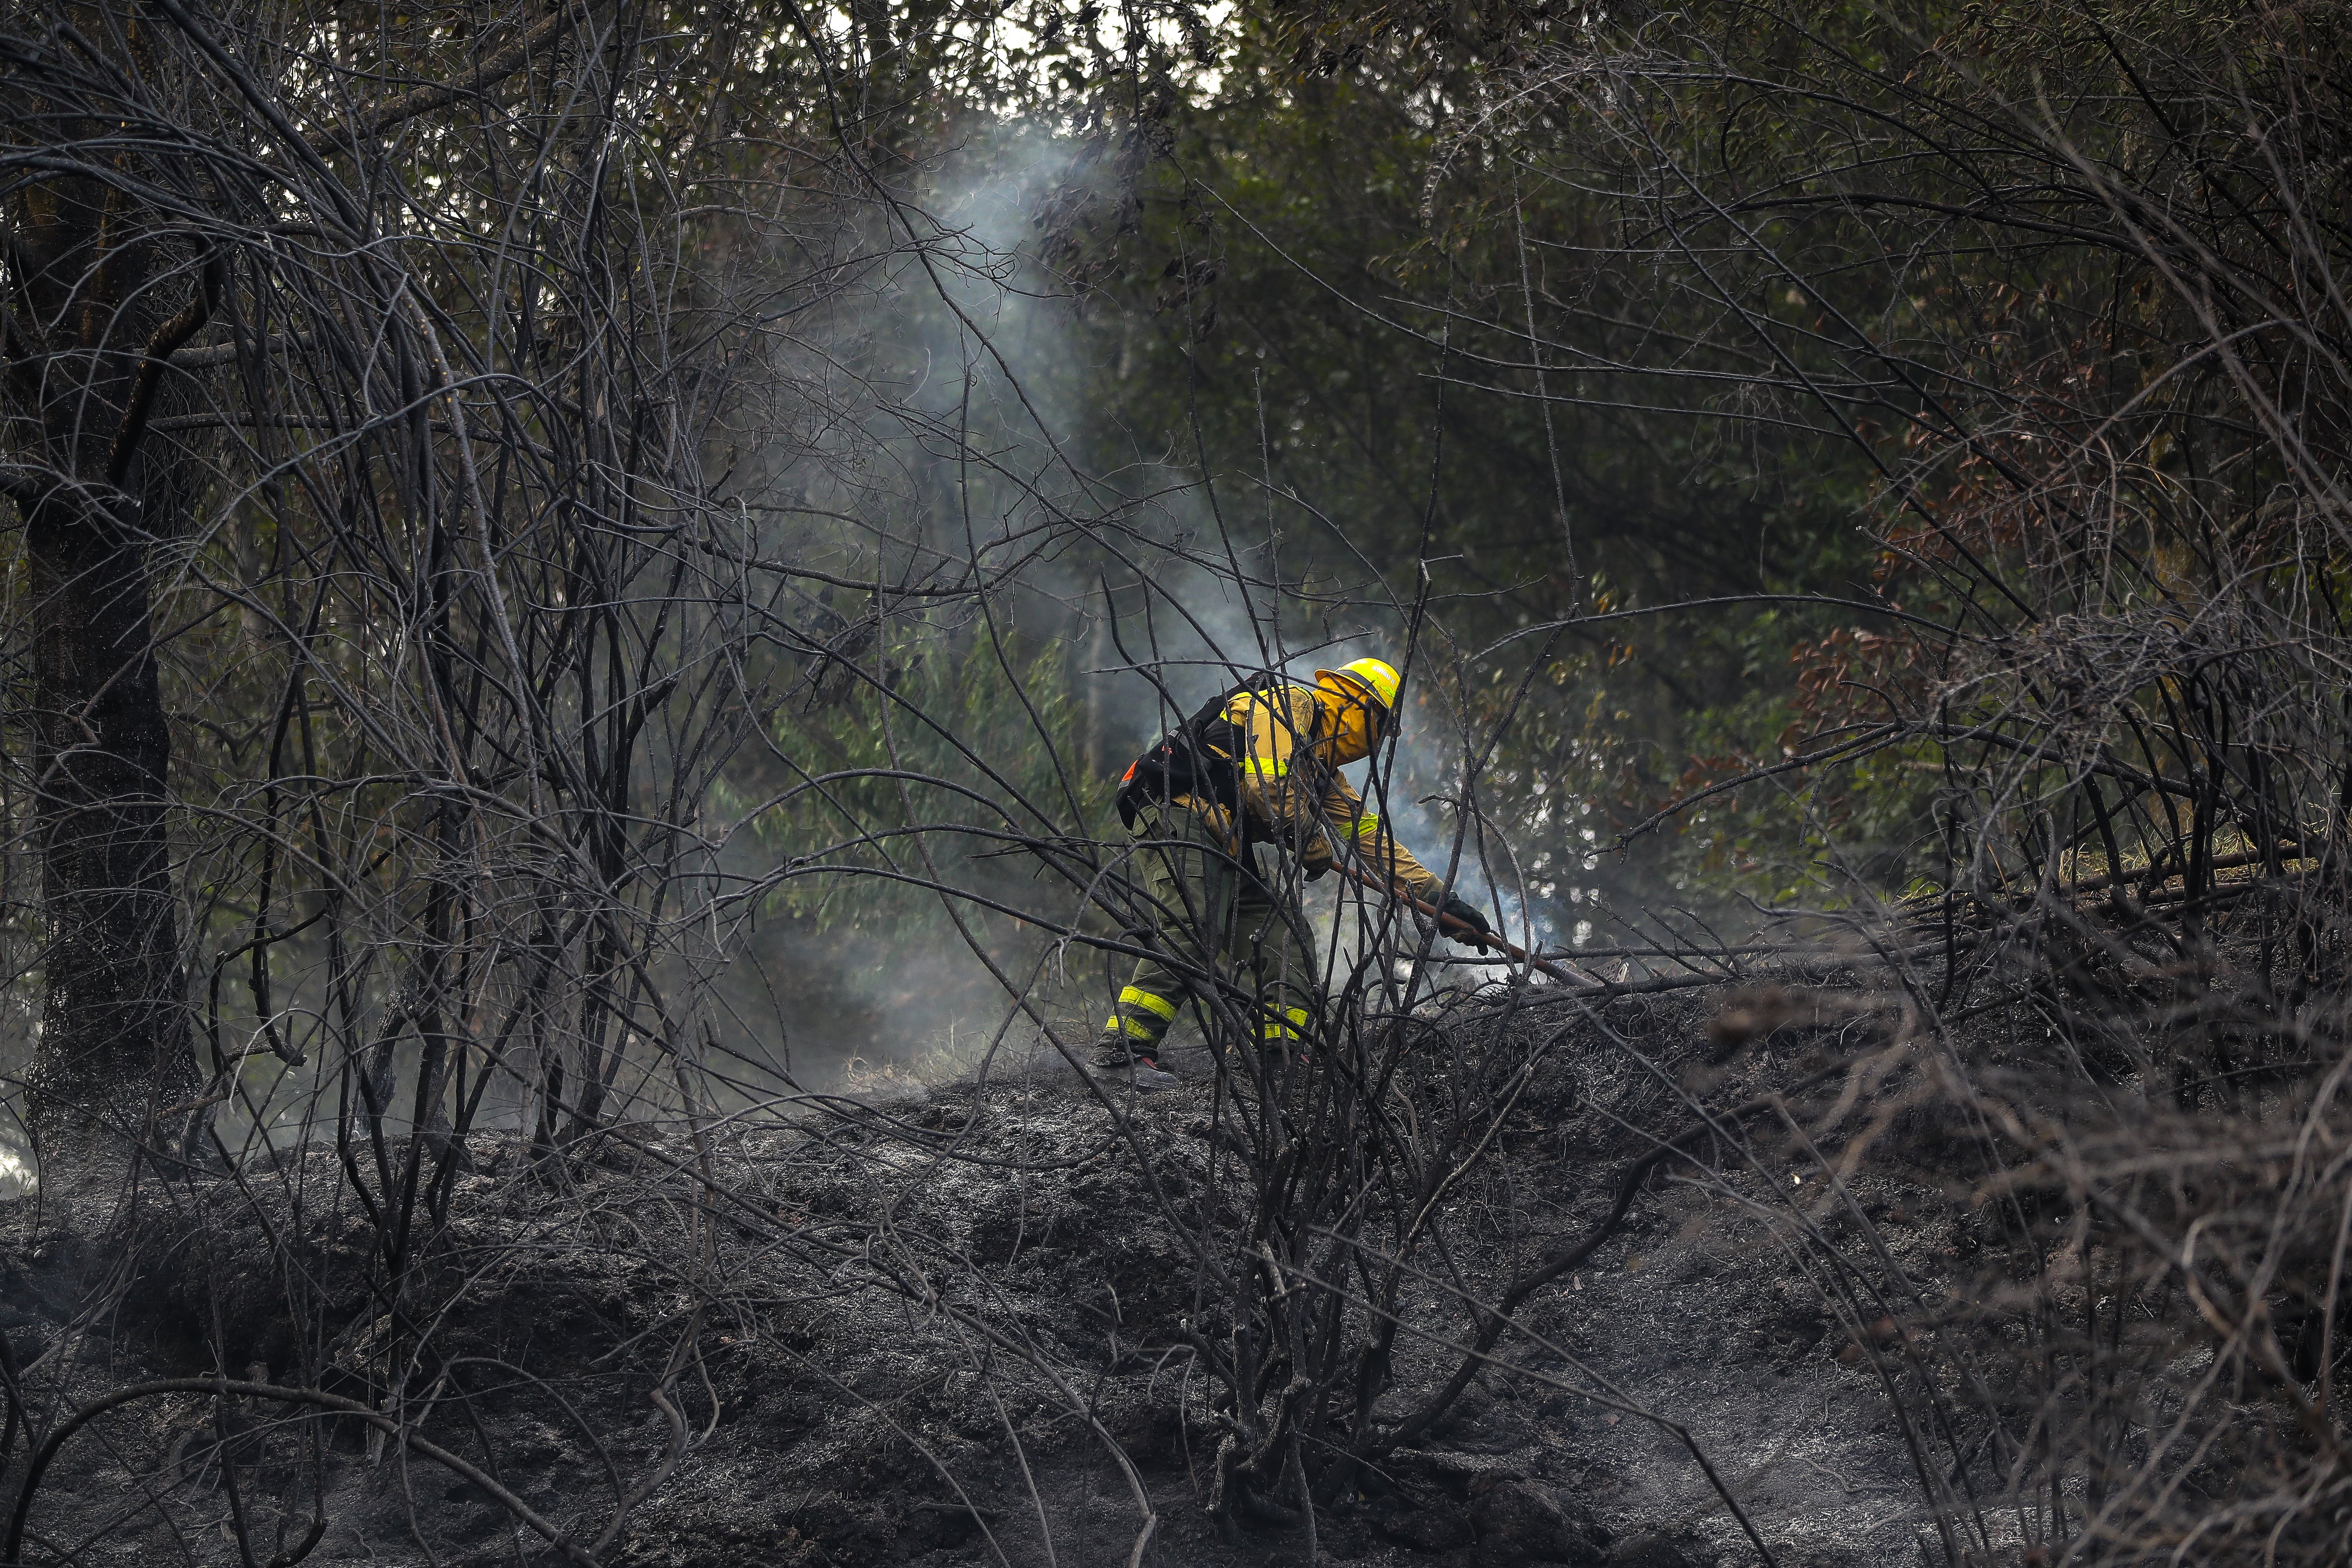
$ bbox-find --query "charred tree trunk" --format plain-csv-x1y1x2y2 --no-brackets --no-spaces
22,486,193,1157
5,160,208,1162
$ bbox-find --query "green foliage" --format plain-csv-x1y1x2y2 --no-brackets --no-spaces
748,617,1111,933
958,0,2352,947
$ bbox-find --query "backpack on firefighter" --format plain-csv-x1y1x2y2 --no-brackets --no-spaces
1113,670,1300,834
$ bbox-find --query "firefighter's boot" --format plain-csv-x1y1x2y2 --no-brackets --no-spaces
1089,985,1180,1092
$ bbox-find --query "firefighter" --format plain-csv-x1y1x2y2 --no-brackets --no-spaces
1090,656,1495,1090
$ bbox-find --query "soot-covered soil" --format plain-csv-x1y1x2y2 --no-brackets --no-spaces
1,983,1979,1568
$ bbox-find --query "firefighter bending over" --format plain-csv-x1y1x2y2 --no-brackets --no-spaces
1090,656,1495,1091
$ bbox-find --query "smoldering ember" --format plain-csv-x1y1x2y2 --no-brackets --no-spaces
2,3,2348,1566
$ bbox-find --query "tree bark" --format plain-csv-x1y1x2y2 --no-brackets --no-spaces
6,157,202,1163
21,482,193,1156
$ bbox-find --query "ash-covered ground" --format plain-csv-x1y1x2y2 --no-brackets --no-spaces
2,983,1986,1568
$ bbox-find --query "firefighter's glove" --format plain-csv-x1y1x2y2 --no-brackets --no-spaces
1298,834,1335,881
1192,803,1243,856
1439,894,1495,948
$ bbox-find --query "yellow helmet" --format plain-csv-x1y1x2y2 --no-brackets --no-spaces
1315,656,1401,717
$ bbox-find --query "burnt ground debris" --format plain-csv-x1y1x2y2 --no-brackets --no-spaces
0,945,2306,1568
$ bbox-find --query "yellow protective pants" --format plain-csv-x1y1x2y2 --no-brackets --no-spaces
1100,804,1319,1060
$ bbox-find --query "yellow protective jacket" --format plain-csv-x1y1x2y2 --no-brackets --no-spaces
1193,681,1448,901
